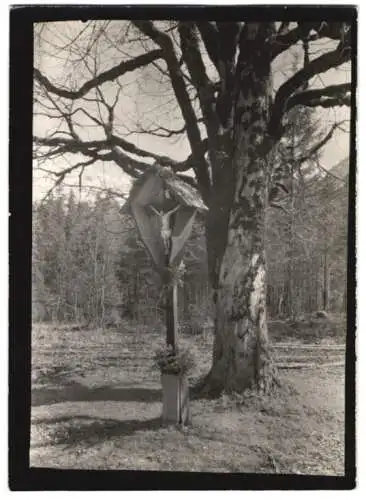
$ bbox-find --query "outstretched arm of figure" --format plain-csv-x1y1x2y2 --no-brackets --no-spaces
164,205,180,217
148,204,180,218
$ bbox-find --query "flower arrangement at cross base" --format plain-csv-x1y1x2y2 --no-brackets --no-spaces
153,343,196,376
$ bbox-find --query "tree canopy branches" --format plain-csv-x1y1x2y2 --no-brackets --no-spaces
34,49,163,100
196,22,220,72
287,83,351,110
268,39,351,136
270,21,351,60
33,20,352,202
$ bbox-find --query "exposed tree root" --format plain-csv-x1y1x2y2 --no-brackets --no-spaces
192,358,282,400
191,368,226,399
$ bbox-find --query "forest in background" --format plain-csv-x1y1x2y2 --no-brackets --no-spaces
32,154,348,330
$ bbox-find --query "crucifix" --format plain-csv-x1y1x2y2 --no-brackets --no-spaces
148,204,180,256
122,164,207,425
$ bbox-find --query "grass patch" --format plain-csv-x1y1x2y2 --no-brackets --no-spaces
30,322,345,474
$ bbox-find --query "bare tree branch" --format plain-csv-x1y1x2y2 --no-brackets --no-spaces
287,83,351,110
297,123,343,164
34,128,209,178
178,23,218,136
39,157,97,202
133,20,211,200
268,40,351,136
270,23,317,61
34,48,163,99
215,22,243,127
216,22,241,75
196,22,220,72
133,122,188,138
270,21,351,61
106,149,147,178
34,136,109,153
34,133,173,167
315,158,347,184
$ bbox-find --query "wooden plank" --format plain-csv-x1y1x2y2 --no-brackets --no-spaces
166,280,178,352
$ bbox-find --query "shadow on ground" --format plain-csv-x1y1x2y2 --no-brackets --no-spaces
32,415,162,447
32,383,162,406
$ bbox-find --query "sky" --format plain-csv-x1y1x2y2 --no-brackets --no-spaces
32,21,351,201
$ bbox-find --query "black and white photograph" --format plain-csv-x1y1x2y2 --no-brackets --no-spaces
9,5,357,489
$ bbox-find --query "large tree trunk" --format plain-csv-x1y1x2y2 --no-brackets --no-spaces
200,24,279,395
209,235,275,394
204,172,278,395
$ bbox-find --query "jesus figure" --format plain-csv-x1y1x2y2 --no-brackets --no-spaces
148,204,180,255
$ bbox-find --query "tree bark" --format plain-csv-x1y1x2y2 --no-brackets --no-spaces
200,28,279,395
166,280,178,352
203,182,278,395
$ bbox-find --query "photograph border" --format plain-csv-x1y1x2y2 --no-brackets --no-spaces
9,4,357,491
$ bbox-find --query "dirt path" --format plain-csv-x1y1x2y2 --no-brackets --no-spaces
30,324,345,474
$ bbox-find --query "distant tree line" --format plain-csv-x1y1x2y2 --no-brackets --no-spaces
266,160,348,319
32,190,210,327
32,156,348,328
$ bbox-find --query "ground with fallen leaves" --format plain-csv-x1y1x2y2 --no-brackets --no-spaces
31,320,345,474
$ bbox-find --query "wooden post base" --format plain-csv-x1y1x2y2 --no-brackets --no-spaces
161,374,191,425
